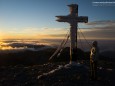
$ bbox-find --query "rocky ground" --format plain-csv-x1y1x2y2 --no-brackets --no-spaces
0,61,114,86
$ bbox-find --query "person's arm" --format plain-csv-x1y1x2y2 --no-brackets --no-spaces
91,47,96,61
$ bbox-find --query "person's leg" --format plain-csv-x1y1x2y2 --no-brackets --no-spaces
91,62,94,80
90,61,93,79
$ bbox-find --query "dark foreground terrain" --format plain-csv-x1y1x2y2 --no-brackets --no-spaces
0,61,115,86
0,47,115,86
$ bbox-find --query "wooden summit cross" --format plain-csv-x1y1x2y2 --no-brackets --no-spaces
56,4,88,63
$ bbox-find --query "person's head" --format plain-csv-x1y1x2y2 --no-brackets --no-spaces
92,41,98,47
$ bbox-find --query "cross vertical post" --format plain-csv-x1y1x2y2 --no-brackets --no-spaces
56,4,88,63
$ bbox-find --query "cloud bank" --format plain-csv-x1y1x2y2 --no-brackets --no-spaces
80,20,115,40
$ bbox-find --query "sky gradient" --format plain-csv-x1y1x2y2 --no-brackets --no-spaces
0,0,115,40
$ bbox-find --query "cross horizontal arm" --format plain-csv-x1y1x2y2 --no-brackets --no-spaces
77,16,88,23
56,16,88,23
56,16,70,22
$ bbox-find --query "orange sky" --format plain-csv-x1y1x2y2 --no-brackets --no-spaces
0,27,114,40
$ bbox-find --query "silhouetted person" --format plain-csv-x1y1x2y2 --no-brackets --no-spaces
90,41,99,80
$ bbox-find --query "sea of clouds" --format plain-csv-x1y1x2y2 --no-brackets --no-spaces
0,39,54,53
0,39,115,57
